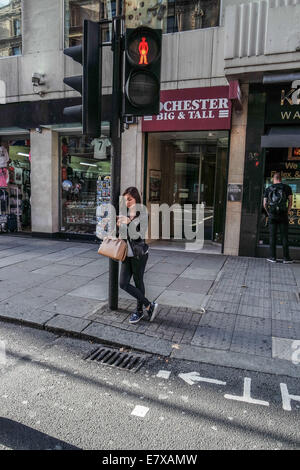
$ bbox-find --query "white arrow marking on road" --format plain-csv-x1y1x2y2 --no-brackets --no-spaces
178,372,226,386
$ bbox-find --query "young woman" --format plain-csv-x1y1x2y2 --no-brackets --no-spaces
117,186,158,324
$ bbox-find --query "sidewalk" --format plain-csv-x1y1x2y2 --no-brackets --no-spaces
0,235,300,377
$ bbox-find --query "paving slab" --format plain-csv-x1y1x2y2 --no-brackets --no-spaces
231,316,272,357
44,314,91,334
67,281,109,301
0,280,29,301
31,264,74,276
0,267,59,285
271,290,298,302
237,303,271,319
179,267,219,280
147,262,187,275
239,294,272,309
0,308,56,327
12,258,56,271
156,289,209,311
191,311,236,350
209,292,242,304
272,319,300,340
38,274,95,293
67,260,109,277
167,277,213,294
144,271,178,287
56,257,93,267
0,252,43,268
272,299,300,320
42,295,105,318
230,331,272,357
206,299,239,314
0,287,64,313
72,249,100,259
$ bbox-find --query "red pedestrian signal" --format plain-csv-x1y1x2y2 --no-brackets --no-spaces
124,26,162,116
139,37,149,65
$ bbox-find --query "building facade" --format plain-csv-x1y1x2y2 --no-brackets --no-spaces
0,0,299,258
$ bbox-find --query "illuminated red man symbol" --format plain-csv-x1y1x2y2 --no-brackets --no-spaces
139,37,149,65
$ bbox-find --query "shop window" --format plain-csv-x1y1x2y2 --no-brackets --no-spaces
0,0,22,57
0,138,31,233
64,0,101,47
60,134,111,236
259,148,300,247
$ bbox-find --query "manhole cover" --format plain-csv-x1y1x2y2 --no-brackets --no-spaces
84,347,146,373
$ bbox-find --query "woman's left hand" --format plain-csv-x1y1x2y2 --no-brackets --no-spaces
117,216,131,226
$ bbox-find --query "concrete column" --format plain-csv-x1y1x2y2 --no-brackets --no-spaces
30,128,59,233
223,83,249,256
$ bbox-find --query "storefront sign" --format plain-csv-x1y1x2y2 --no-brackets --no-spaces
142,86,231,132
266,83,300,125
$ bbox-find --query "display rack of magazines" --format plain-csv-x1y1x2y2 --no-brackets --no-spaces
96,175,111,239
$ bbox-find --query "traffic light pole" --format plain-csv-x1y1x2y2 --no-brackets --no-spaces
109,2,123,310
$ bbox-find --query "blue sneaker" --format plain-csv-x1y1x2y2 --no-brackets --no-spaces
129,310,144,324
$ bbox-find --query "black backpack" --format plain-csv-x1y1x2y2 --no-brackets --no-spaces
268,184,288,216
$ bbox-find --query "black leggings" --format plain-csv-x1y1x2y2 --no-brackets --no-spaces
119,254,150,310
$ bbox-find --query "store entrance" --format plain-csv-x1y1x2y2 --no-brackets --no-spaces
259,147,300,247
147,131,229,248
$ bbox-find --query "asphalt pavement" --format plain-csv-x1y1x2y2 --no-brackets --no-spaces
0,235,300,378
0,321,299,450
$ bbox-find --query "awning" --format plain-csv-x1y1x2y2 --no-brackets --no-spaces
261,127,300,148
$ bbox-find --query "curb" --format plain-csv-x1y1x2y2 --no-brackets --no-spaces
1,313,300,378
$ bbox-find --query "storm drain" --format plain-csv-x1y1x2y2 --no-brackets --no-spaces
84,347,146,372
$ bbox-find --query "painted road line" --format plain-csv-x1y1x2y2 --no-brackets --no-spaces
156,370,171,379
224,378,269,407
131,405,149,418
280,383,300,411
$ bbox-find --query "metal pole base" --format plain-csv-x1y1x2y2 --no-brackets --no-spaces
108,258,119,310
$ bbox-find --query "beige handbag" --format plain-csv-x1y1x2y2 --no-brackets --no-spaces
98,237,128,262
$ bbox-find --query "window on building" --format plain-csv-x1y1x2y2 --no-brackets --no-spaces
65,1,221,46
64,0,101,48
122,0,220,34
0,0,22,57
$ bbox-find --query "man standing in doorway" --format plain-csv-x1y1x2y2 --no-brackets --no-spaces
263,172,293,263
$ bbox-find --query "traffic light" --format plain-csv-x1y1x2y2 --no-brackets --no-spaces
63,20,101,136
124,26,162,116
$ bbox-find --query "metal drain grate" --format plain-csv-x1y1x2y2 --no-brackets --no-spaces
84,347,146,372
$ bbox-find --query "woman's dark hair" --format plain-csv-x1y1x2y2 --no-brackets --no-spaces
122,186,141,204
